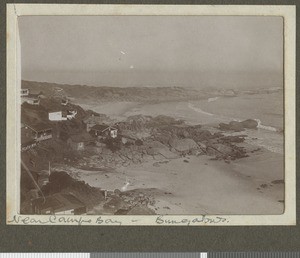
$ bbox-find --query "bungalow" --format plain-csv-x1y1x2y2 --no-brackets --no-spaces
83,114,104,132
21,90,43,105
21,96,40,105
49,111,67,121
90,124,118,139
67,133,94,151
21,89,29,96
32,193,87,215
23,123,52,142
49,110,77,121
61,99,69,106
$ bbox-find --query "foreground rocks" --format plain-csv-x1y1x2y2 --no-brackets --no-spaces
169,138,199,153
219,119,258,132
68,115,260,169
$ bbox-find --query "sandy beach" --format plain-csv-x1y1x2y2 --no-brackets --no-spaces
54,147,284,215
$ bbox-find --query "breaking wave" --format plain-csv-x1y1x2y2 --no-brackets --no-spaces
188,103,214,116
254,119,278,132
188,102,280,133
208,97,219,102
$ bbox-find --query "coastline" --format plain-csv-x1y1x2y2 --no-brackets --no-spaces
67,95,284,215
53,147,284,215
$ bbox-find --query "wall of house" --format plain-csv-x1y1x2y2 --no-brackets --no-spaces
77,142,84,151
49,111,63,121
110,129,118,138
21,142,37,152
21,97,40,105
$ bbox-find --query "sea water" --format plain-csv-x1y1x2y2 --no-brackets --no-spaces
188,91,284,154
122,91,284,154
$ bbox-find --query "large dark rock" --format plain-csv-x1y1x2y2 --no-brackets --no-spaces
219,119,257,132
169,138,199,152
228,121,244,132
146,141,178,159
241,119,258,129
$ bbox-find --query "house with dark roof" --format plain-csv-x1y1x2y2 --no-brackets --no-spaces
67,133,94,151
32,193,86,215
83,114,105,132
21,89,29,96
90,124,118,139
21,90,43,105
23,122,52,142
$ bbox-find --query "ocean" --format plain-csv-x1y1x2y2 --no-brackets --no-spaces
122,91,284,154
80,91,284,155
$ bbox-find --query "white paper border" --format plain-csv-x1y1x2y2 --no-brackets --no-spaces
6,4,296,226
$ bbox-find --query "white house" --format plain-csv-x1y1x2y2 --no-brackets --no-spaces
66,110,77,120
49,111,67,121
21,96,40,105
49,110,77,121
23,123,53,142
90,124,118,139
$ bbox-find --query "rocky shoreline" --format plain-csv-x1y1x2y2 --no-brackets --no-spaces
51,116,262,215
21,95,274,215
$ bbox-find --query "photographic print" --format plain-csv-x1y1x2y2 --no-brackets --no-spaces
6,4,296,226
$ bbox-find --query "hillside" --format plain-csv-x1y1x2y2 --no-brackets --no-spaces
22,80,210,103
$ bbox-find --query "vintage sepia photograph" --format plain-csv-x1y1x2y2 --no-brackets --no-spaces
6,4,296,225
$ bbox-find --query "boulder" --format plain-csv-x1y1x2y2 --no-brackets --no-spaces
169,138,199,152
212,143,234,155
158,148,179,159
229,121,244,131
219,135,245,143
145,140,178,159
241,119,258,129
219,121,244,132
195,130,212,141
219,123,231,131
219,119,258,132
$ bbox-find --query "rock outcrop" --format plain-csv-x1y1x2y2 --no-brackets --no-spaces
219,119,258,132
169,138,199,153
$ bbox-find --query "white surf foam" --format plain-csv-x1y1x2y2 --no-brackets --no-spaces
188,103,214,116
208,97,219,102
254,119,278,132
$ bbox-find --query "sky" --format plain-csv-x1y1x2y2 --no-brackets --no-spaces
18,15,283,89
